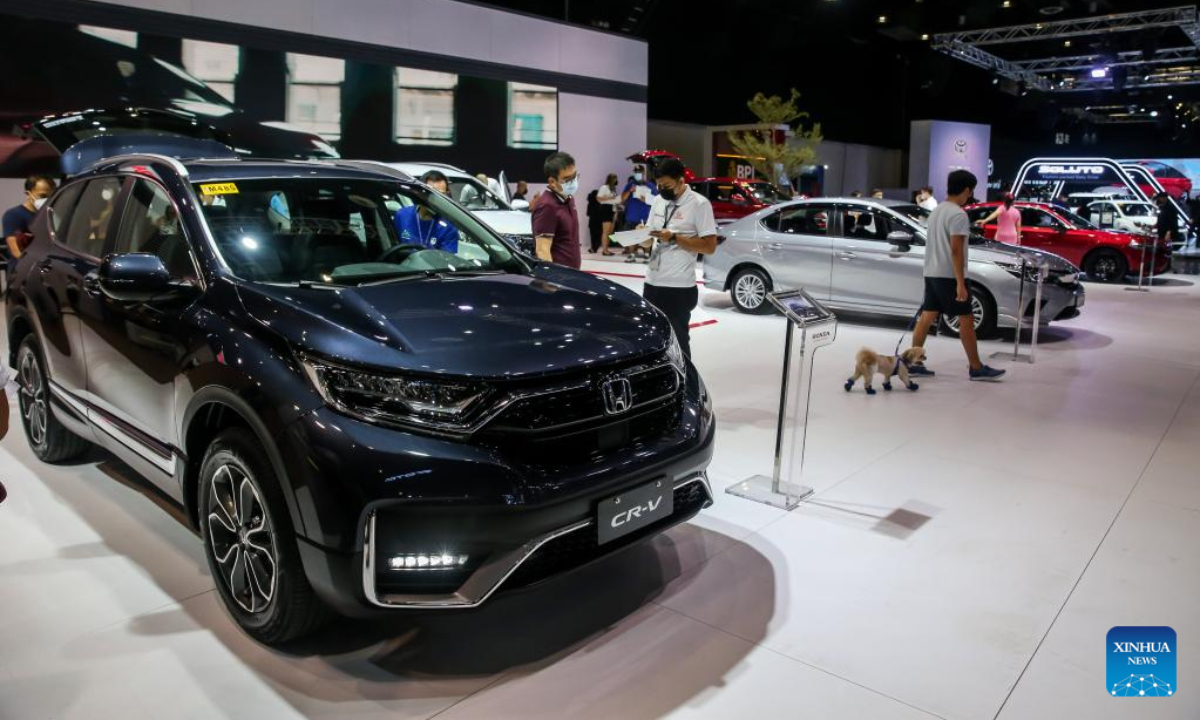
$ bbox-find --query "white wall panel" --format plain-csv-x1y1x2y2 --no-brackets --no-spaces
559,93,648,233
89,0,647,86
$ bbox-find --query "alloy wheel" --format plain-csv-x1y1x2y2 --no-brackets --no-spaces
18,349,48,448
207,464,278,614
943,295,985,334
1092,255,1119,282
734,273,766,310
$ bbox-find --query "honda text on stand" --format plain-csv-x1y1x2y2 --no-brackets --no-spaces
6,110,715,644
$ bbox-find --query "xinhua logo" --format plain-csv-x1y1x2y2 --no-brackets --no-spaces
1107,626,1176,697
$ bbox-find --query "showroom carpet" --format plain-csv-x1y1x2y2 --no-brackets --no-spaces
1,268,1198,720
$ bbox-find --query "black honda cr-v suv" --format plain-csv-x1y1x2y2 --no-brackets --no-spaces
6,111,715,644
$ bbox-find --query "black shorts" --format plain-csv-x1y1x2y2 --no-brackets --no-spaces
922,278,973,317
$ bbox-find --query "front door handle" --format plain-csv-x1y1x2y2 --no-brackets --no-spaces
837,251,858,261
767,243,783,251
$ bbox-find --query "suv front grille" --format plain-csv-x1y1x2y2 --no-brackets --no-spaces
477,352,683,462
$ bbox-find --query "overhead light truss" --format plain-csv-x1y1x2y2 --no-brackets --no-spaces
931,6,1200,94
934,6,1200,47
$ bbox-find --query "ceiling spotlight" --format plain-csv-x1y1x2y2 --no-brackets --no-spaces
921,33,930,41
1151,111,1159,117
878,15,888,23
1064,40,1072,47
1002,0,1012,7
1091,67,1108,79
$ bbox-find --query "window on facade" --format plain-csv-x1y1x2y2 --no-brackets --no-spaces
286,53,344,141
507,82,558,149
395,68,457,146
182,40,239,102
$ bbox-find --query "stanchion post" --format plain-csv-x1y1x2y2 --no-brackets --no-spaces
1126,239,1150,292
1028,261,1047,364
1012,255,1027,360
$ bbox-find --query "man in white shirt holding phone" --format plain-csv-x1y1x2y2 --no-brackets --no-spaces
643,158,719,358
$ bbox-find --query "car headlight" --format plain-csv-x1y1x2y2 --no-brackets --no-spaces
666,330,687,375
300,357,488,431
995,260,1042,283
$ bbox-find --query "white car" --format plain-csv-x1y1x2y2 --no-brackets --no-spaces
1084,199,1158,236
377,162,535,253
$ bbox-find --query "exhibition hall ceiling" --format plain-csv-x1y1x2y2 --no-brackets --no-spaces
484,0,1199,152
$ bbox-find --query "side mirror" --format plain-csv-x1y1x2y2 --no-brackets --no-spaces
732,193,748,205
511,199,530,211
98,253,171,302
887,230,914,249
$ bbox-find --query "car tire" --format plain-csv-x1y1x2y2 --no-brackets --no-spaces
16,336,91,463
730,267,773,315
199,428,329,645
1083,249,1129,283
939,284,998,339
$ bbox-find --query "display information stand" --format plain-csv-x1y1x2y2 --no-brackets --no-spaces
991,255,1048,365
726,289,837,511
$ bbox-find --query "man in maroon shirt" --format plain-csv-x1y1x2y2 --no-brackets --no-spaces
531,151,582,269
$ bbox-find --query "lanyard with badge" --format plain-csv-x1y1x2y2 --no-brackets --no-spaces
649,202,679,271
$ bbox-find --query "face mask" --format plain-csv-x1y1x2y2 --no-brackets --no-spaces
560,178,579,197
32,197,47,210
634,172,644,182
659,186,678,202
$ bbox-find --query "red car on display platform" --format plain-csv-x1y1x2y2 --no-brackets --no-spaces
1129,160,1193,200
691,177,793,223
627,150,697,182
966,201,1171,283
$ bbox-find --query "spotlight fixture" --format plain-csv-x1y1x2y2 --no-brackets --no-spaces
878,15,887,24
1090,67,1108,79
1002,0,1012,7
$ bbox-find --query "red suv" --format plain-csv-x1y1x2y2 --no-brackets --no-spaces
692,177,792,223
627,150,696,182
1131,161,1193,200
966,201,1171,283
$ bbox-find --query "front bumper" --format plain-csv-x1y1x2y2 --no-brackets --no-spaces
997,281,1084,329
281,367,716,615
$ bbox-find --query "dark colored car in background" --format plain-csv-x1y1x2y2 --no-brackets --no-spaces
0,18,337,176
6,119,715,644
967,201,1171,283
692,177,792,224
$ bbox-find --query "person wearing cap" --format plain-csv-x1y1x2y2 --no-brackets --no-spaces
393,170,460,253
1155,192,1180,248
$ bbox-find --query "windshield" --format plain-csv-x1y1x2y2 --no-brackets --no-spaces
452,177,511,211
746,182,789,204
1055,208,1097,230
891,203,930,227
194,178,524,286
1120,202,1158,216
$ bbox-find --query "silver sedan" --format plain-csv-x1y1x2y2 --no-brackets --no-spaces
704,198,1086,337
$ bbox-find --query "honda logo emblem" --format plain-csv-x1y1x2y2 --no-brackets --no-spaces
602,377,633,415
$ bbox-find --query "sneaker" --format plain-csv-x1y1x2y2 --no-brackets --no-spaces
908,364,936,377
624,255,639,263
969,365,1006,382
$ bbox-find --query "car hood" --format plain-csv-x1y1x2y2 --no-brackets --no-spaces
235,267,669,380
970,240,1080,273
472,209,532,237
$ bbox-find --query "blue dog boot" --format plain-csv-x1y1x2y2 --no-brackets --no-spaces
845,379,854,392
866,387,877,396
883,382,893,392
908,382,920,391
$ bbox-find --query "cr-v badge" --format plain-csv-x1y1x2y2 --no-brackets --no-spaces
602,376,633,415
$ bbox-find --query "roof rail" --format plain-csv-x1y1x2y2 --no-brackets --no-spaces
108,153,191,178
328,160,415,181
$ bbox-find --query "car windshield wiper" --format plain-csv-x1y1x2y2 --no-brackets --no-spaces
357,269,505,287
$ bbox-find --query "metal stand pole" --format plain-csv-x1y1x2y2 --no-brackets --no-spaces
1126,240,1150,292
1028,264,1045,364
992,254,1031,363
769,322,796,495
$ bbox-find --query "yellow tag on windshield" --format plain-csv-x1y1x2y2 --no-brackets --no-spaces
200,182,239,196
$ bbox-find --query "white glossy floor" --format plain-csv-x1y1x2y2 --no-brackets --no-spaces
3,258,1199,720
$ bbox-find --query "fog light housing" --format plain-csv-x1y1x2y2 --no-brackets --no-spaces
388,553,470,570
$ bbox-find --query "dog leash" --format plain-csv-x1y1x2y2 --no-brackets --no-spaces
893,308,923,357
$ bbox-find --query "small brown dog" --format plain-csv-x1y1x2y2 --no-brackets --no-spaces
844,347,925,395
